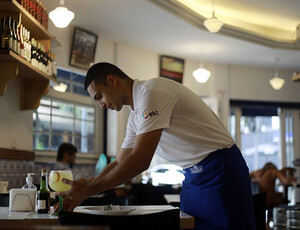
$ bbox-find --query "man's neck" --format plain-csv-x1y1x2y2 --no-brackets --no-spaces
122,78,134,109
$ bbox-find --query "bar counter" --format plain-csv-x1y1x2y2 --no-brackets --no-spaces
0,205,194,229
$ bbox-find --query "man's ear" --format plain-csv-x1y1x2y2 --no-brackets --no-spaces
106,75,117,86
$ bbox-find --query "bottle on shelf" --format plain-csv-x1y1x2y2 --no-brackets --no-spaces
25,0,30,12
31,38,37,67
30,0,36,18
0,17,5,49
14,20,20,55
37,42,42,70
10,19,18,53
11,19,18,54
52,53,57,78
44,6,48,29
35,0,41,23
3,16,13,50
21,0,26,10
23,27,27,59
37,168,50,214
23,28,30,61
18,23,24,57
42,44,47,73
46,51,53,76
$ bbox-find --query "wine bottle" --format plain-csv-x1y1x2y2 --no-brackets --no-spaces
31,38,36,66
37,168,50,214
14,20,20,55
5,16,13,50
11,19,17,53
18,23,24,57
35,0,41,23
0,18,5,50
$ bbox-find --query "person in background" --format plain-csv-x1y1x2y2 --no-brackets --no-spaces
56,62,256,230
54,143,77,170
250,162,296,228
250,162,296,208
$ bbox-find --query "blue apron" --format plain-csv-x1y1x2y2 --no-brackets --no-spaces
180,145,256,230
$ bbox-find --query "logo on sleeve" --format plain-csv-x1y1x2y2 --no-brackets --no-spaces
141,111,159,119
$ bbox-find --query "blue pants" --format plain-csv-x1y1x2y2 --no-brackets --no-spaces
180,145,256,230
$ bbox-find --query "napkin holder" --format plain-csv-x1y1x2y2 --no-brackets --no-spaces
9,189,36,212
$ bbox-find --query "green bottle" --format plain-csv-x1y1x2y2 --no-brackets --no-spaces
37,168,50,213
0,17,7,49
5,16,13,50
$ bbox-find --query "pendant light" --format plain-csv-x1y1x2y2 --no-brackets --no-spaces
269,72,285,90
53,83,68,92
193,64,211,83
49,0,75,28
204,0,223,33
269,58,285,90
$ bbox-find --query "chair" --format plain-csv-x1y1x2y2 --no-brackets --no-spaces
59,208,180,230
251,181,260,195
252,193,267,230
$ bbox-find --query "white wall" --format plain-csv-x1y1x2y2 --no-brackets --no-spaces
228,65,300,102
0,23,299,157
0,78,33,150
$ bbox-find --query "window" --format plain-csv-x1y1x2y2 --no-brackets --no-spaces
33,97,95,153
33,68,99,154
56,67,89,96
230,100,299,172
240,115,280,172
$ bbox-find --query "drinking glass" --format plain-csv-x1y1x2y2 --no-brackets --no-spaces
48,170,73,214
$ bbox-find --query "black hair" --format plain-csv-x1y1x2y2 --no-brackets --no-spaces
57,143,77,162
84,62,129,90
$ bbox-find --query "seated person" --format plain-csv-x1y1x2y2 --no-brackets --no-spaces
250,162,296,209
53,143,77,170
250,162,296,228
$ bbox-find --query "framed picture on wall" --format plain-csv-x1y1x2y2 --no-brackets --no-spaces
159,55,185,83
69,27,98,70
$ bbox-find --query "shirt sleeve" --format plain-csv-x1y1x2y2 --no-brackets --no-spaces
136,90,176,135
121,113,136,149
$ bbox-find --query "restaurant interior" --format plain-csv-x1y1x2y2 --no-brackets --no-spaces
0,0,300,229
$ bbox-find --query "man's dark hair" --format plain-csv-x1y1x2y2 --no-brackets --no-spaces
57,143,77,162
84,62,128,90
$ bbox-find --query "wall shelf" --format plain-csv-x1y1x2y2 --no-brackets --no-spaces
0,147,35,161
0,0,55,41
0,50,59,82
0,0,60,110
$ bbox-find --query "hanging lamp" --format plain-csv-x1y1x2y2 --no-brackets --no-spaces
193,64,211,83
269,58,285,90
49,0,75,28
204,0,223,33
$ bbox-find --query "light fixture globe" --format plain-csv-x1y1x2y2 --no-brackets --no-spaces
53,83,68,92
204,16,223,33
269,77,285,90
193,67,211,83
49,0,75,28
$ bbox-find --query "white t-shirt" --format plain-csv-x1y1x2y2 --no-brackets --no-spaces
121,78,234,168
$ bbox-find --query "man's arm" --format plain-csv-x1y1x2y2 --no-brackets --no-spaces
60,128,163,204
93,148,132,180
277,170,296,185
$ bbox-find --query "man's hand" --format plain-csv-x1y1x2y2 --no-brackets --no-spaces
53,197,81,212
57,178,92,202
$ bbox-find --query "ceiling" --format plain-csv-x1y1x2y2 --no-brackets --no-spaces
45,0,300,70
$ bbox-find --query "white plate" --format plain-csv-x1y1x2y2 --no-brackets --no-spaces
81,206,136,216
